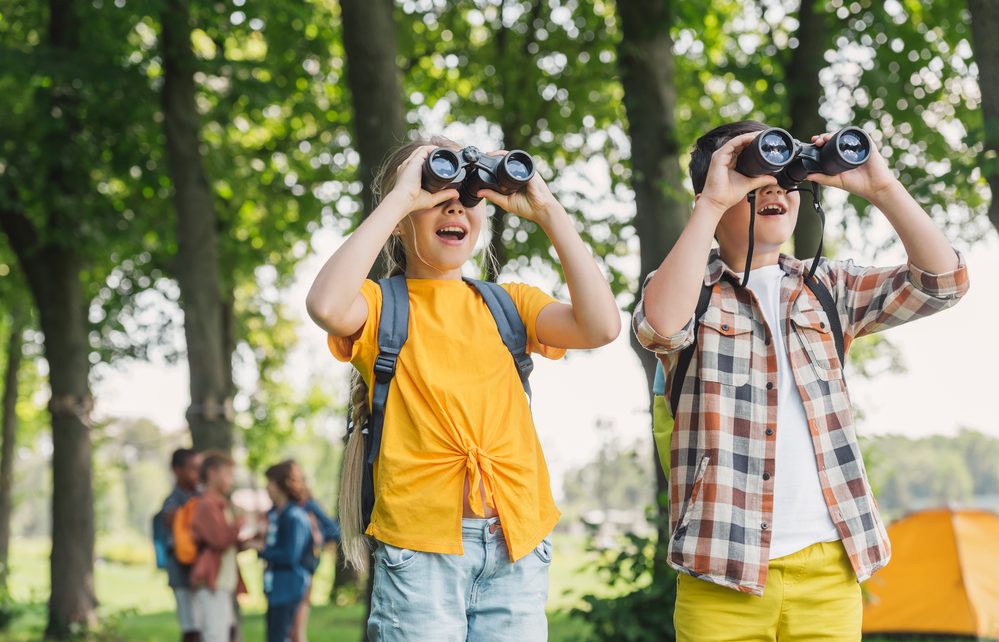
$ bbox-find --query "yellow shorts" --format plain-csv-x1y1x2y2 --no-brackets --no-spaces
674,540,862,642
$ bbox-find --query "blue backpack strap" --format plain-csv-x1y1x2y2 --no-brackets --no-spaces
368,274,410,464
463,278,534,399
803,273,845,366
653,360,667,397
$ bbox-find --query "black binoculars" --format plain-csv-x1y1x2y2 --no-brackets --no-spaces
421,146,536,208
735,126,872,187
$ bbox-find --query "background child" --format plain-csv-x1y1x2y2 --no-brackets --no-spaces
306,136,620,640
158,449,202,642
190,451,247,642
634,121,969,641
286,461,338,642
252,460,313,642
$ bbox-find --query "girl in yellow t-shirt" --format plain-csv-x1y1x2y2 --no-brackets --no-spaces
306,137,620,641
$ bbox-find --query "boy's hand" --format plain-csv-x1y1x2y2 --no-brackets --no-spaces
476,152,564,225
387,145,461,215
698,132,780,214
806,132,899,202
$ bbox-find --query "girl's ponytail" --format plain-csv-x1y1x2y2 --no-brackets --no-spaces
338,371,373,570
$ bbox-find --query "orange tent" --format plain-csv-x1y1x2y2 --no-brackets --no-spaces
863,508,999,639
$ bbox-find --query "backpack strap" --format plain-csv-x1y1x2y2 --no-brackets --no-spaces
668,283,714,418
463,278,534,399
368,274,410,465
803,273,845,366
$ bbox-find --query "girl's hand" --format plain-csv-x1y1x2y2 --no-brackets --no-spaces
697,132,780,213
386,145,460,215
805,132,900,202
476,152,562,225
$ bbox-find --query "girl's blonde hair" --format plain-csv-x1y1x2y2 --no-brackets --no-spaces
338,135,499,569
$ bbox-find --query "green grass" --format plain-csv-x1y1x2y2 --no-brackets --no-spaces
2,536,977,641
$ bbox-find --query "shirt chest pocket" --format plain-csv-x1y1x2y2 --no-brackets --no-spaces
697,307,754,388
790,306,842,381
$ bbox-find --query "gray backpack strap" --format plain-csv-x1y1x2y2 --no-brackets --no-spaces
368,274,410,465
803,274,845,366
463,278,534,399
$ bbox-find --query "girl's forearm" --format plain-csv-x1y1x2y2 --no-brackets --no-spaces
869,182,959,274
539,204,621,344
306,193,407,335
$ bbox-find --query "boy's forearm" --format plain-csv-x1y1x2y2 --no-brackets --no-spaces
643,202,724,337
538,204,621,344
869,181,960,274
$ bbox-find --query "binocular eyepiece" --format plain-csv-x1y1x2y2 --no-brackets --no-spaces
735,126,872,188
421,146,536,208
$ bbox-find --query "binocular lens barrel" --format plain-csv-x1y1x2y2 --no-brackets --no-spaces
819,127,871,174
498,151,536,186
421,148,463,193
735,128,796,177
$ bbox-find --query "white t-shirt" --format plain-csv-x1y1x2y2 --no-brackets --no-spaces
742,265,840,559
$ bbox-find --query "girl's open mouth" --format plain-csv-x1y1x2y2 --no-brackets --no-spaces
436,225,468,243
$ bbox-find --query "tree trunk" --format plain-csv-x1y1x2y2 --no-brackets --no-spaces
340,0,408,219
968,0,999,234
0,210,98,637
616,0,686,576
0,308,25,590
787,0,829,258
338,1,408,636
161,0,234,451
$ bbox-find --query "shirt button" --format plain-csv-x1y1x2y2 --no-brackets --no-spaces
766,382,774,390
761,522,769,530
820,321,827,329
721,324,730,331
763,472,771,480
766,428,774,436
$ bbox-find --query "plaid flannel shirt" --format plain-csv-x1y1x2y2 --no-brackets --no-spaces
634,249,969,595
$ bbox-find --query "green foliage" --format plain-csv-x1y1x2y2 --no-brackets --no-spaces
571,511,677,642
862,429,999,516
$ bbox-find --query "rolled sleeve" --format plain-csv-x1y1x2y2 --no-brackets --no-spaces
632,298,695,355
907,250,970,300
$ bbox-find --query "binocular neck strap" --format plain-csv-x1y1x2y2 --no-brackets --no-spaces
741,193,757,287
802,182,825,282
741,182,826,289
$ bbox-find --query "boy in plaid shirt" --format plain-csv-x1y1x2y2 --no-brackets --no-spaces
633,121,969,641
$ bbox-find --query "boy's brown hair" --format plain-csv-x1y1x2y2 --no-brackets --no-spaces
199,450,235,484
689,120,769,194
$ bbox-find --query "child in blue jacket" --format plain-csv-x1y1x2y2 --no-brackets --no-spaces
255,460,314,642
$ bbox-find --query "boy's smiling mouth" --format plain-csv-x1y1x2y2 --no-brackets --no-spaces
756,202,787,216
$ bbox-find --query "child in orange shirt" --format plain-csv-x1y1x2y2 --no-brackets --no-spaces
306,137,620,641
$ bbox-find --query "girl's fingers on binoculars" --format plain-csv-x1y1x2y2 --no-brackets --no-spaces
425,188,460,207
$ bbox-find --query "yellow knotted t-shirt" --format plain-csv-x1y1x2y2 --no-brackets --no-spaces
328,278,565,561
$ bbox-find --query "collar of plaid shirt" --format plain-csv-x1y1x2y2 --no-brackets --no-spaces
635,248,969,595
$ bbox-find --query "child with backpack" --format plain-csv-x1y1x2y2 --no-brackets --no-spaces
249,460,314,642
155,448,202,642
306,136,620,640
189,451,247,642
634,121,969,641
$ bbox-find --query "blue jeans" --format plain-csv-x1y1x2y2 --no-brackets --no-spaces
367,518,552,641
266,599,300,642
